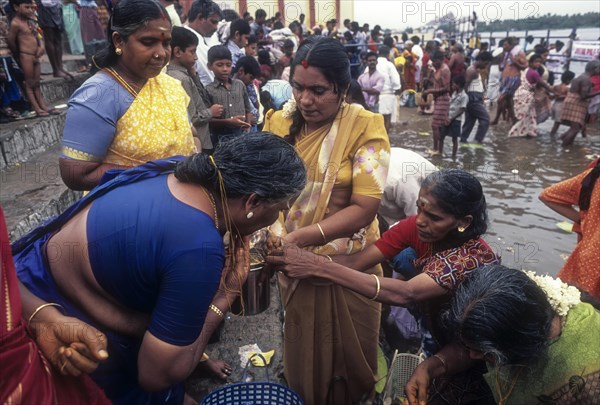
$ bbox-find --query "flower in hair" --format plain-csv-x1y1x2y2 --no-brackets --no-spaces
524,271,581,317
281,97,297,119
300,59,309,69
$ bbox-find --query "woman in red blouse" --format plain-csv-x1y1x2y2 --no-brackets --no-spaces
267,169,500,357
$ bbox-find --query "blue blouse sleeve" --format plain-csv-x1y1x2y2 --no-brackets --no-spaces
61,73,134,162
148,242,224,346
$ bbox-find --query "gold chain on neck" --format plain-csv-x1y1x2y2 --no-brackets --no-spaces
105,67,140,97
104,67,179,131
201,187,219,230
495,367,523,405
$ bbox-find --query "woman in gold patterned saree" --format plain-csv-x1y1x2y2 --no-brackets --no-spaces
263,37,391,404
59,0,196,191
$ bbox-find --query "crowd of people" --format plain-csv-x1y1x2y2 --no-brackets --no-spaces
1,1,600,404
0,0,109,120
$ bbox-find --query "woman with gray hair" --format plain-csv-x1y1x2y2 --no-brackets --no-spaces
406,265,600,404
14,133,307,404
268,169,500,402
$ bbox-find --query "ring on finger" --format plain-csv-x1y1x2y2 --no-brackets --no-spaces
60,360,68,373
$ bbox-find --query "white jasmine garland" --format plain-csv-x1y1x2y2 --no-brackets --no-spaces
281,97,297,119
524,271,581,317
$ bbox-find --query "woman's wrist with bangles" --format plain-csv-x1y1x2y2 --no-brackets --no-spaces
28,302,65,325
315,223,327,244
431,353,448,376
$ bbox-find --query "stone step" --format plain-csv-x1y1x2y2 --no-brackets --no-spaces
40,72,89,105
39,53,88,77
0,107,67,170
0,145,81,242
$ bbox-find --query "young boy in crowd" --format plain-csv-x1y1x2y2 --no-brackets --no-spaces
7,0,58,117
205,45,253,145
167,26,224,154
244,34,258,58
549,70,575,137
440,75,467,158
232,55,261,131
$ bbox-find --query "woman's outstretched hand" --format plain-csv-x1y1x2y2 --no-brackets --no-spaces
265,243,330,279
405,361,433,405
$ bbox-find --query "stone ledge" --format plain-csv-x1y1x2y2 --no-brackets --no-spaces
0,145,80,241
0,113,66,170
41,73,89,105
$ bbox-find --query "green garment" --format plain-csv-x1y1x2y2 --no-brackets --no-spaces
484,303,600,404
62,4,83,55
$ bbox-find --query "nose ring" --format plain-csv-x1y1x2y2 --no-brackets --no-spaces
153,53,160,59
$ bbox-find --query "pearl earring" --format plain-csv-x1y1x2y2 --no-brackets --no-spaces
457,226,465,233
115,48,122,55
246,212,254,219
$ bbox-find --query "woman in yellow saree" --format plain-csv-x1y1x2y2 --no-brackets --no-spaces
59,0,197,191
263,37,390,404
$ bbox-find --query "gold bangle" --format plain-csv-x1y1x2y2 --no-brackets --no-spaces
432,354,448,374
316,223,326,243
28,303,65,324
323,254,333,262
209,304,224,319
200,352,210,362
370,274,381,301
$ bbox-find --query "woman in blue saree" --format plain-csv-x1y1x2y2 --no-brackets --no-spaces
13,133,306,405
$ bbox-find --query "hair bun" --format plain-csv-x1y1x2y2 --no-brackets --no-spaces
174,153,218,186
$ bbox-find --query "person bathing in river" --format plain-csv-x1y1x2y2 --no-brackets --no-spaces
558,60,600,147
491,37,527,126
549,71,575,137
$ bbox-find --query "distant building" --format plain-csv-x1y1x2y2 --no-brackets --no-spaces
179,0,353,29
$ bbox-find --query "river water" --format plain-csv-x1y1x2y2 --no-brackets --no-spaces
389,109,599,276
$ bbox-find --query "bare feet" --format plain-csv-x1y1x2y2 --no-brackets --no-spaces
196,358,233,381
54,70,74,81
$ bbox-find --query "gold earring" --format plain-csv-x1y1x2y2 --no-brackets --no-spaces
115,48,122,56
457,226,465,233
246,212,254,219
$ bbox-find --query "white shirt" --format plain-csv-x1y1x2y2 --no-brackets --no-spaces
378,148,438,227
412,44,424,68
185,26,220,86
165,4,181,27
376,57,401,94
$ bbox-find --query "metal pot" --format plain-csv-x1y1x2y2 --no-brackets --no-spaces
231,256,271,316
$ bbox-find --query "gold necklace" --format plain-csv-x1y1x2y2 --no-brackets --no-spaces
105,67,141,97
495,367,523,405
104,67,179,131
201,187,219,230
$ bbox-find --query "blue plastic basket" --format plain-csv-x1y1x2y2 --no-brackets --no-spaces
200,354,304,405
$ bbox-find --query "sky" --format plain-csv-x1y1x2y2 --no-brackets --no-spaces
352,0,600,31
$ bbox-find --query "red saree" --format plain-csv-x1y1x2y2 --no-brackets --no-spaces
0,206,111,405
